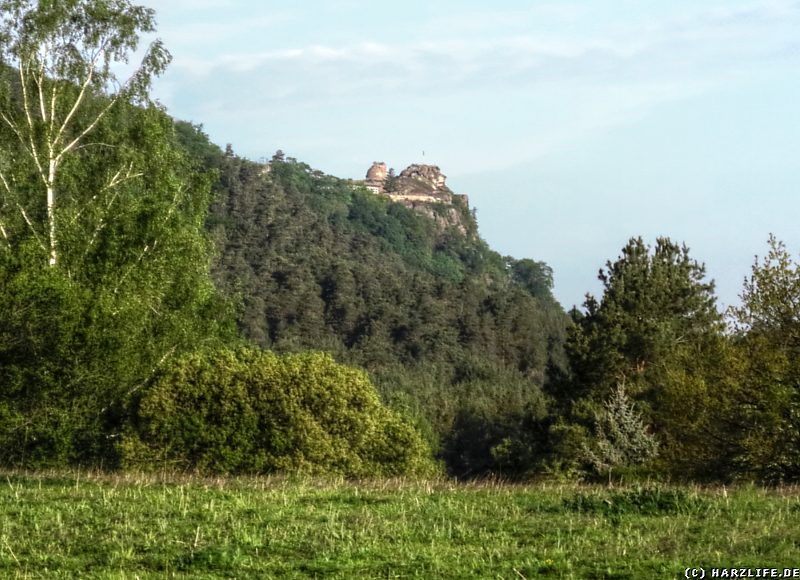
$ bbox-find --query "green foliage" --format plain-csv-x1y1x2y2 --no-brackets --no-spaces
0,0,171,268
438,371,551,478
0,2,234,469
727,236,800,483
121,347,437,477
13,0,800,487
732,235,800,338
0,105,235,467
0,0,169,99
556,237,733,480
173,121,225,171
196,147,570,477
0,473,797,577
582,383,659,476
0,265,100,466
511,258,555,301
561,237,721,403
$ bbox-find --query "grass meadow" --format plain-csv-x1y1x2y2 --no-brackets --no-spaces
0,471,797,578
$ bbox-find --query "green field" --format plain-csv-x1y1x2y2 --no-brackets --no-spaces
0,472,797,578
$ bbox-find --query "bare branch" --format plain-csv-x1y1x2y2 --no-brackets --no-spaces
124,345,177,400
114,238,161,295
49,79,59,138
17,64,46,182
35,45,48,123
16,203,47,252
0,170,11,195
0,112,28,154
58,95,119,161
105,166,125,192
105,162,142,191
54,40,107,149
71,162,140,227
164,184,187,222
0,173,10,246
82,217,105,257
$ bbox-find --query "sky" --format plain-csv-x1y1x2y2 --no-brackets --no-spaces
137,0,800,310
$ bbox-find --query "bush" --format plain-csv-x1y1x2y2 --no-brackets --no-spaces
120,347,437,477
582,383,659,476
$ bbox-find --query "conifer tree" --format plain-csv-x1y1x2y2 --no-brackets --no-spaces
557,237,730,478
583,383,658,476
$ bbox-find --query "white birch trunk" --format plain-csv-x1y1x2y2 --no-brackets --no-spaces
47,159,57,266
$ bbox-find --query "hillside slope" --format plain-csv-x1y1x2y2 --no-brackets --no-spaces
177,123,570,476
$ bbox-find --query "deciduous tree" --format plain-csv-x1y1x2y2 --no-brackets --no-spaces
0,0,169,267
0,2,233,468
728,235,800,482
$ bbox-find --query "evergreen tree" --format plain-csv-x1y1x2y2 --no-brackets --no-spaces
557,237,731,479
583,383,658,477
199,149,570,477
560,237,721,405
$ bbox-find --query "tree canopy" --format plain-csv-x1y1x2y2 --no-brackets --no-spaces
0,1,232,468
726,235,800,482
4,2,800,484
555,237,734,479
0,0,169,267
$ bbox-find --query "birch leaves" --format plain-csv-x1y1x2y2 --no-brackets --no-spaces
0,0,170,267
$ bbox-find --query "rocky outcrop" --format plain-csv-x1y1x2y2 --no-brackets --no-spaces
365,162,387,193
402,199,470,234
360,162,471,235
397,164,449,196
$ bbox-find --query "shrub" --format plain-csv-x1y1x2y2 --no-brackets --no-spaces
120,347,437,477
582,383,658,476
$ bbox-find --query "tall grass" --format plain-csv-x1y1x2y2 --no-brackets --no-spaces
0,471,797,578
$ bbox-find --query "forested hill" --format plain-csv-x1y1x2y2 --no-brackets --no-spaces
176,122,570,475
5,0,800,484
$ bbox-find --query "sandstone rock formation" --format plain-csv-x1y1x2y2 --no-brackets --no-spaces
365,162,388,193
360,162,471,235
399,164,447,190
366,161,388,181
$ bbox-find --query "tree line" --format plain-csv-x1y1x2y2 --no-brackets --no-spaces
1,0,798,482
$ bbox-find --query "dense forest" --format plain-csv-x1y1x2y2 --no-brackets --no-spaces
188,131,569,477
1,0,799,483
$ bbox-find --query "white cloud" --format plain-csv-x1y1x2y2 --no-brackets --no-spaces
151,0,800,174
166,0,800,94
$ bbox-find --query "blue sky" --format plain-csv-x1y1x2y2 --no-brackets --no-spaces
139,0,800,310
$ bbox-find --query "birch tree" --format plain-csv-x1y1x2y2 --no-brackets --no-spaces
0,3,235,468
0,0,170,267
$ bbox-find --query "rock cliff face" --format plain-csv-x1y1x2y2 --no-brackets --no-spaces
362,162,471,234
365,161,388,193
395,164,450,199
